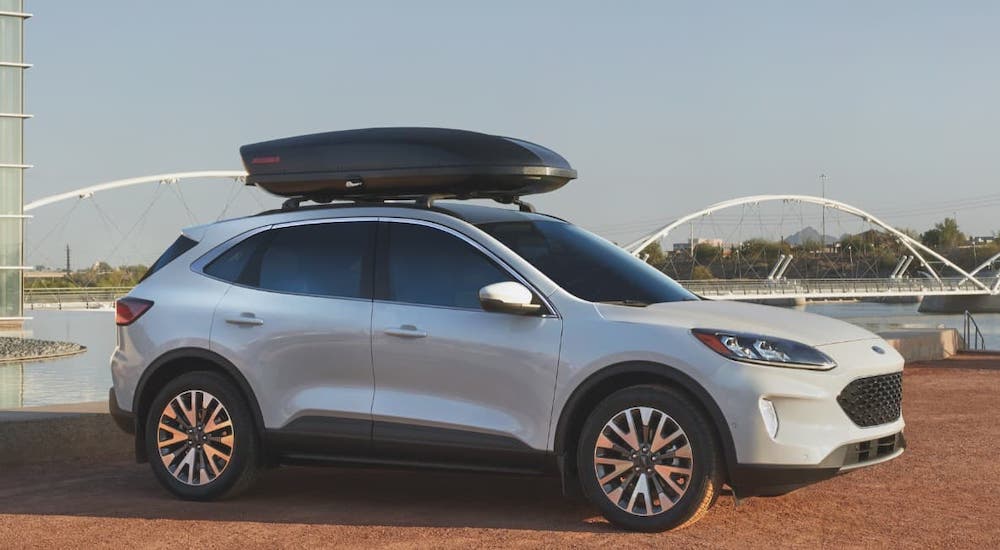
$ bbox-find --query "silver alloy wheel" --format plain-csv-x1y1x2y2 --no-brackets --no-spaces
593,406,694,516
157,390,235,486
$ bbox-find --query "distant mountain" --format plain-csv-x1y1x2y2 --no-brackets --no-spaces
785,226,838,246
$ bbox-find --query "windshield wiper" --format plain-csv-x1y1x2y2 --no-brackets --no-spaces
597,299,651,308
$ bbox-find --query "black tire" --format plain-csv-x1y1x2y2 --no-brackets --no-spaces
144,371,260,501
576,384,722,532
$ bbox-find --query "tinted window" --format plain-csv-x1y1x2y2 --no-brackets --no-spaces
203,234,258,284
384,223,513,309
140,235,197,282
478,220,697,305
204,222,374,299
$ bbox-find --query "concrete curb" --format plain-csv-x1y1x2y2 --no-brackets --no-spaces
0,347,88,365
0,401,132,466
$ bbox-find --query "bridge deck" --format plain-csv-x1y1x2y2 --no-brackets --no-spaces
679,277,998,300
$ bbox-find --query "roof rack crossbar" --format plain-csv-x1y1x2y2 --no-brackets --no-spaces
281,196,307,211
493,195,535,213
512,198,535,213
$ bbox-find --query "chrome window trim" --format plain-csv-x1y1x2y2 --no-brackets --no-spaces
191,217,379,302
376,217,560,318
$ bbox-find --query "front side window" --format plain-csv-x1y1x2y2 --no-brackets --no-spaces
478,220,698,306
204,221,374,299
382,222,514,309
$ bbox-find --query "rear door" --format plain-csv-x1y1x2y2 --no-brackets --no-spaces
370,219,562,470
207,219,377,456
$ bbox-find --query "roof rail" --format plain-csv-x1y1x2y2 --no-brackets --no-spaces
276,194,536,213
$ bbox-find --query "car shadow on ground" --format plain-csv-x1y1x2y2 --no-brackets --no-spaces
0,461,643,532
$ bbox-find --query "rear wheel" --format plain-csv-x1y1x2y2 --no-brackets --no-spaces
145,371,259,500
576,385,722,531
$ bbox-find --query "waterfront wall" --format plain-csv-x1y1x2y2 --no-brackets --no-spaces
878,328,963,362
919,294,1000,314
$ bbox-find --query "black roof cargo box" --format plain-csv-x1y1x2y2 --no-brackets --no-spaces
240,127,576,201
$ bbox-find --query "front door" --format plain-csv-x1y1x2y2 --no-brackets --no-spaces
371,220,562,470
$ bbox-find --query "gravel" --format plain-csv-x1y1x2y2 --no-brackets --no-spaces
0,336,86,363
1,356,998,548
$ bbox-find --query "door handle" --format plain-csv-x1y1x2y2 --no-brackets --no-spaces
225,313,264,326
384,325,427,338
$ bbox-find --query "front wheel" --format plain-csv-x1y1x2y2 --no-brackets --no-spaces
145,371,260,500
576,384,722,531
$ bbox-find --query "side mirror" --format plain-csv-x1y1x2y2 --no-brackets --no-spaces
479,281,542,315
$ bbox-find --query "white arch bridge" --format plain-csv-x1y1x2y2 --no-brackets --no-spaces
624,194,1000,301
18,176,1000,303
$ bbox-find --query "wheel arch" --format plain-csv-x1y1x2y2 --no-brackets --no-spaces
553,361,738,486
132,347,266,463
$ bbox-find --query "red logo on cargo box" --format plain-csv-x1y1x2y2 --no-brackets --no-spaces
251,156,281,165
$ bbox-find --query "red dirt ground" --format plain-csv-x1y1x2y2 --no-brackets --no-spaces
1,355,998,548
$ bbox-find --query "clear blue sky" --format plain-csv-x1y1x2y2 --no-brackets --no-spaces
21,1,1000,267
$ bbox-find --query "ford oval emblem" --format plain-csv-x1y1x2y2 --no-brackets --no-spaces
872,346,886,355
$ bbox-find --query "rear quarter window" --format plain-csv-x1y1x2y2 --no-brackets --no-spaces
203,222,375,299
139,235,198,282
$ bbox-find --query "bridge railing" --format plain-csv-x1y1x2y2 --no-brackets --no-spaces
678,277,996,298
24,287,132,309
20,277,998,306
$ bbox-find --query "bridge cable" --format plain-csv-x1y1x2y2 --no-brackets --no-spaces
25,198,82,267
89,195,147,267
102,183,167,266
216,178,245,221
246,185,268,211
167,182,199,225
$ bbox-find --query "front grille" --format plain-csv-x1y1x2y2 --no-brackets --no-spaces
837,372,903,427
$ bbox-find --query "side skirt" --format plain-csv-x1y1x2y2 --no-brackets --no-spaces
264,416,555,475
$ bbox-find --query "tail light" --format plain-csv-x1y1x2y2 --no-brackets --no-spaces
116,297,154,326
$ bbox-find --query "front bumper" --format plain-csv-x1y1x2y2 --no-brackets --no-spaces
730,431,906,497
705,337,906,466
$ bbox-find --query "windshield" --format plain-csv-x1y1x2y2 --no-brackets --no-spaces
477,220,698,306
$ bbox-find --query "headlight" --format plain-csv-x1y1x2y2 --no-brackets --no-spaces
692,329,836,370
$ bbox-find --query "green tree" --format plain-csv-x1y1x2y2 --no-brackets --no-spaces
641,241,667,270
921,217,966,249
690,265,714,280
740,238,790,260
800,239,822,253
693,243,722,263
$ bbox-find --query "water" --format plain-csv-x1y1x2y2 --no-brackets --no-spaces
2,303,998,408
0,309,115,409
804,302,1000,349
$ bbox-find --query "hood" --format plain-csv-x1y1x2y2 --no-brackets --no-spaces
595,300,878,347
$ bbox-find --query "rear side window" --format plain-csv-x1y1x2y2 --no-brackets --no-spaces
140,235,197,282
382,222,513,309
204,222,374,299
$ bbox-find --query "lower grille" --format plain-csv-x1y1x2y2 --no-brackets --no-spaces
844,433,904,466
837,372,903,427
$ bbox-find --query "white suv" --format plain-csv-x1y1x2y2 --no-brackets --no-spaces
110,200,905,531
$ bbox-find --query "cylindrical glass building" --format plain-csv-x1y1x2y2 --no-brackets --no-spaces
0,0,29,327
